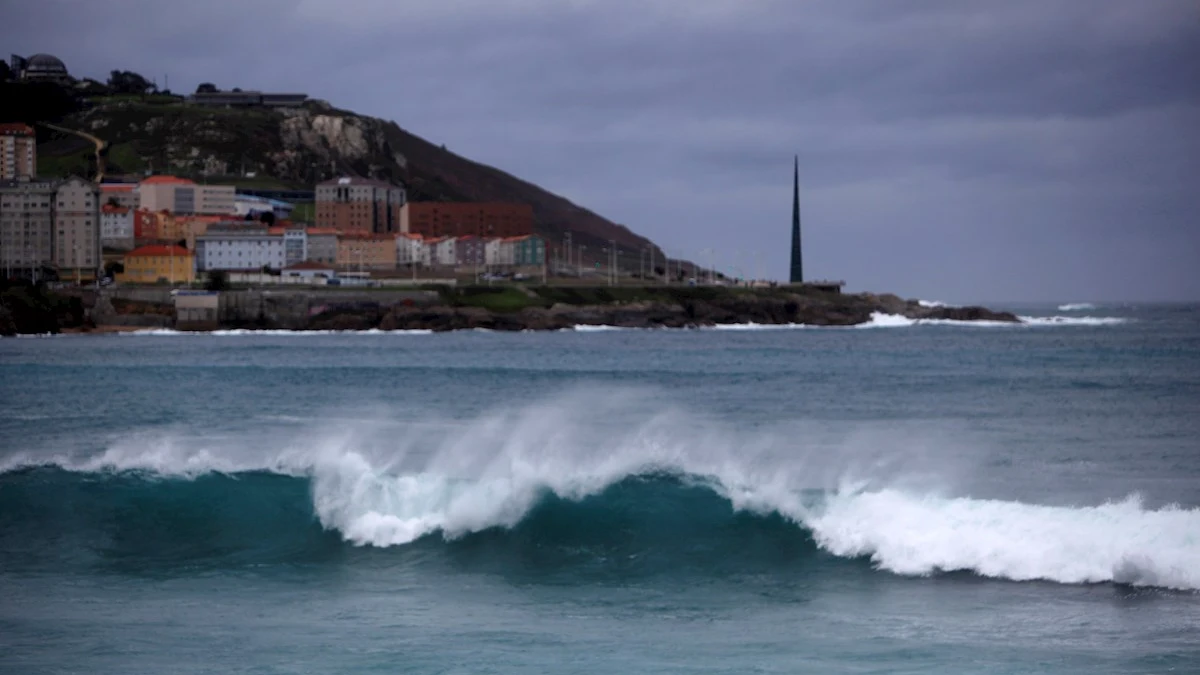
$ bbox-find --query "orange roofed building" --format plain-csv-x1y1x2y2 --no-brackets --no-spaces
400,202,533,239
118,244,194,284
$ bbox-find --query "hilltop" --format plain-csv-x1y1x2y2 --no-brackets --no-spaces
1,79,661,260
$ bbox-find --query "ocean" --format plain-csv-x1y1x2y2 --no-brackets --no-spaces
1,303,1197,674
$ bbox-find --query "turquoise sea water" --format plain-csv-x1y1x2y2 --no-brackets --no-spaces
1,303,1198,674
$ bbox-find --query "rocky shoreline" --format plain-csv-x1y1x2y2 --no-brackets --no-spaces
362,293,1018,332
2,285,1021,336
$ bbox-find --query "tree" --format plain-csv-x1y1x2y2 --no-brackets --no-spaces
103,261,124,277
0,61,11,82
195,82,218,94
205,270,228,291
258,211,276,226
107,70,155,95
106,196,121,208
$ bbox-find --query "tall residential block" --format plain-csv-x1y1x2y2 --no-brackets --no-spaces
400,202,533,239
0,177,56,279
53,177,101,278
0,124,37,180
316,176,406,234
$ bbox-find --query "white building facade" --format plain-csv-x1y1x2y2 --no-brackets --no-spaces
100,205,135,250
430,237,456,266
484,237,515,267
195,225,286,271
53,177,101,277
396,235,426,266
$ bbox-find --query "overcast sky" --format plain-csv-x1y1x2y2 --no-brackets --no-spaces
4,0,1198,302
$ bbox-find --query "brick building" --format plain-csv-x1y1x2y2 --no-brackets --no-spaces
315,177,406,234
400,202,533,239
0,124,36,181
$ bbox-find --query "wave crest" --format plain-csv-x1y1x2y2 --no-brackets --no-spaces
2,396,1194,590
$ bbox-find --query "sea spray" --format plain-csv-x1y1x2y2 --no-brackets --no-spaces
2,389,1194,589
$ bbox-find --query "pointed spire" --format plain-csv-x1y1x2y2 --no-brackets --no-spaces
789,155,803,283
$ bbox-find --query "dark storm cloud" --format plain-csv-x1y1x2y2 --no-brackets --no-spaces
3,0,1198,301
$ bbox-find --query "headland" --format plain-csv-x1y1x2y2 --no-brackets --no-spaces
0,283,1019,335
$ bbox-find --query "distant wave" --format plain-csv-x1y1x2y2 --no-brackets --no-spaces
1020,316,1126,326
1058,303,1097,311
917,300,946,308
125,328,435,336
1,392,1192,590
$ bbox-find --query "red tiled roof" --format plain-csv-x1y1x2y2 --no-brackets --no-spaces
100,184,137,192
305,227,339,235
102,205,130,214
126,244,190,257
0,123,34,136
140,175,196,185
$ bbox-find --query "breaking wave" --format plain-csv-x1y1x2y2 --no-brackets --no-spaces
1,393,1193,589
1059,303,1098,311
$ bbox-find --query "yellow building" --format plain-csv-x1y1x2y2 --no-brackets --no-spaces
336,233,397,270
119,244,194,284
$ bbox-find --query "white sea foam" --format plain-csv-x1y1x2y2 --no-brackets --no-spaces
124,328,434,336
571,324,631,332
918,300,947,308
5,391,1192,589
1058,303,1097,311
860,313,1128,328
1020,316,1127,326
801,490,1199,590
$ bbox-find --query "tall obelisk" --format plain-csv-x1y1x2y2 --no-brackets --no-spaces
789,155,803,283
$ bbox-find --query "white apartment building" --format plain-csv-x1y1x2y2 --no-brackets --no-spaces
284,228,307,267
195,224,285,271
53,177,101,277
0,177,56,278
100,205,135,250
396,235,426,266
485,237,515,267
428,237,456,267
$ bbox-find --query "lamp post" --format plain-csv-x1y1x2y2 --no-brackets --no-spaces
564,232,572,277
609,240,616,286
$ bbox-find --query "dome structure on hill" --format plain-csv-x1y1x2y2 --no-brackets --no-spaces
10,53,72,84
26,54,67,73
